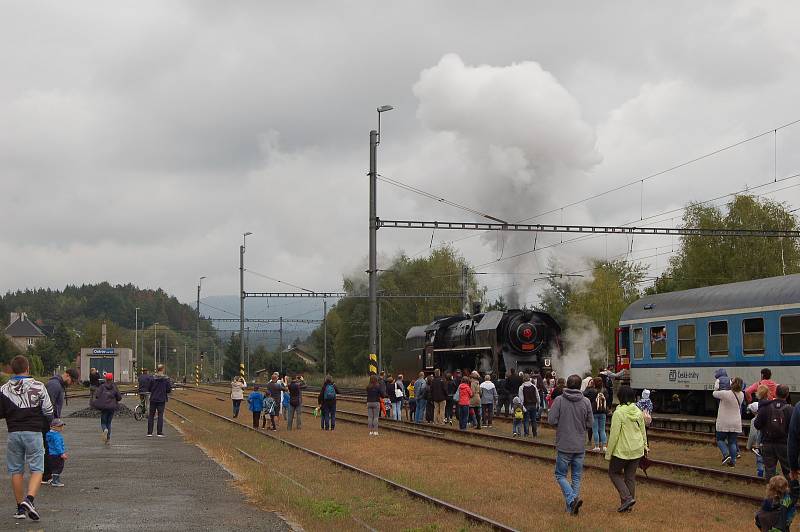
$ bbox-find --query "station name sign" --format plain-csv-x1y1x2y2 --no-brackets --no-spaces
668,369,700,383
92,348,115,355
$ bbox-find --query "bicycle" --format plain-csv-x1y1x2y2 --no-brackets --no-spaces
134,393,149,421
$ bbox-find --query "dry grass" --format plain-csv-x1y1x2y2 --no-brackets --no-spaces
177,389,759,532
168,396,490,532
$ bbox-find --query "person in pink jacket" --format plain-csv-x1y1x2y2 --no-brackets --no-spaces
745,368,778,402
457,376,473,431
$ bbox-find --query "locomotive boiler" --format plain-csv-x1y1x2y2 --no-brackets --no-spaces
394,308,562,378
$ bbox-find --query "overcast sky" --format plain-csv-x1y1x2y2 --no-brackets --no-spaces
2,1,800,313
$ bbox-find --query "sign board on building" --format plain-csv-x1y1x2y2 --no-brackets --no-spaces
92,348,115,355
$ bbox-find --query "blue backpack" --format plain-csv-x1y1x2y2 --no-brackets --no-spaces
324,383,336,401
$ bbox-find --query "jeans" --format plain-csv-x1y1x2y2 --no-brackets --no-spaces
287,404,301,430
482,403,494,426
148,401,166,435
434,401,446,424
523,408,537,436
458,405,470,430
716,431,739,465
445,399,454,421
592,413,608,446
100,409,115,440
554,451,584,512
391,401,402,421
6,431,44,474
469,406,482,429
761,442,790,480
415,399,427,423
252,411,261,428
512,419,523,435
609,456,640,504
232,399,242,418
321,403,336,430
367,402,380,430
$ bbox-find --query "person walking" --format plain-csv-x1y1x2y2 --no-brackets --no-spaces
754,384,793,480
584,377,609,452
146,364,172,438
469,371,482,429
88,368,100,401
713,376,745,467
230,376,247,418
605,385,648,512
41,367,78,484
480,374,498,428
414,372,427,424
91,373,121,446
366,375,385,436
430,369,448,424
457,376,473,431
518,374,539,437
548,374,593,515
287,375,306,430
0,355,54,521
317,375,340,430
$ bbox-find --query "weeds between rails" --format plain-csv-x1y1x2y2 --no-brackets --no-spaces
168,394,519,532
181,387,761,504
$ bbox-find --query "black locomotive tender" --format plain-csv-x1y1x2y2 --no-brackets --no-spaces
395,308,562,378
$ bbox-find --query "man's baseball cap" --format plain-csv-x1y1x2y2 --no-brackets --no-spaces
50,419,66,428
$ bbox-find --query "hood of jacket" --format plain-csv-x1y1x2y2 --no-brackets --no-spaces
714,368,729,379
561,387,585,402
8,376,38,397
616,402,642,421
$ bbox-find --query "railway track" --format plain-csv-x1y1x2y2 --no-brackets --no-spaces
180,386,762,504
168,394,520,532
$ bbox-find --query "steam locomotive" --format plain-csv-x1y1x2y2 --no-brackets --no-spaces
393,308,562,378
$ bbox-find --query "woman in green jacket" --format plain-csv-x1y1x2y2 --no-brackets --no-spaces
605,385,648,513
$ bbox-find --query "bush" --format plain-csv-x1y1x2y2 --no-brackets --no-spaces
0,373,8,386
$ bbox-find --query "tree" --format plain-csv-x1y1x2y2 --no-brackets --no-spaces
0,335,20,366
223,334,242,379
650,195,800,293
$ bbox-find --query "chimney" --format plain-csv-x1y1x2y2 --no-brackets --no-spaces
101,322,107,348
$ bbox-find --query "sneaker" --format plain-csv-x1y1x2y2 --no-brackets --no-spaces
617,498,636,513
752,448,762,457
50,479,65,488
157,434,165,438
147,434,153,437
602,446,608,452
40,478,52,485
722,456,731,465
101,428,108,442
736,453,741,460
19,499,39,521
569,498,583,516
592,447,601,452
13,507,25,520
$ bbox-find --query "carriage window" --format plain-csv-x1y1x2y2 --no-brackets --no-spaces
742,318,765,355
649,326,667,358
709,321,729,356
633,328,643,359
780,315,800,354
678,324,695,358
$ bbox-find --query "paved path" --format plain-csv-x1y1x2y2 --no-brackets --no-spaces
0,395,290,531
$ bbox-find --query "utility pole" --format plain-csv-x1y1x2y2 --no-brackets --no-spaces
134,308,139,377
197,276,205,379
377,300,382,373
183,344,187,380
323,300,327,377
461,265,468,313
153,323,158,369
240,232,251,379
279,316,284,375
246,327,250,377
141,322,145,371
368,128,378,375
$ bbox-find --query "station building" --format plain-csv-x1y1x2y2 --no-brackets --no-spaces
78,347,135,384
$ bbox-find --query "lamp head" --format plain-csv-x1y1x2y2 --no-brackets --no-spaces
244,232,253,237
377,105,394,113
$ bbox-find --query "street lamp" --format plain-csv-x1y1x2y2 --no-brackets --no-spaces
240,232,253,379
134,307,139,378
369,104,393,374
153,322,159,369
197,275,206,379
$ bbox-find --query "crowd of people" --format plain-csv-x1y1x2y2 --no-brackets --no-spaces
231,372,311,432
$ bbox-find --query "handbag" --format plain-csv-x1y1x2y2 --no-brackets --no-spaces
638,453,652,477
453,388,460,402
394,384,404,398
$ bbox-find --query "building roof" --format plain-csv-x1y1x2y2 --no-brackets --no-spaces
620,273,800,323
4,316,45,338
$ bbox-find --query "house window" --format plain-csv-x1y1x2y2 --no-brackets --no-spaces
633,328,643,359
27,338,34,346
709,321,729,356
678,324,695,358
781,315,800,354
742,318,765,355
650,326,667,358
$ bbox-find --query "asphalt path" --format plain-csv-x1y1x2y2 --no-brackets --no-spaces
0,393,290,531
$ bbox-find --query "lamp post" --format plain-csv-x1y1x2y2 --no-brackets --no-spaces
369,105,393,374
240,232,252,379
197,276,206,379
134,307,139,377
153,322,159,369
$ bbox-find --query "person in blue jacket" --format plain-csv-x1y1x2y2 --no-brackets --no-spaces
146,365,172,438
45,419,68,487
247,385,265,429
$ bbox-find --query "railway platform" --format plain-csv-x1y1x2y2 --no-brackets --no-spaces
0,396,291,531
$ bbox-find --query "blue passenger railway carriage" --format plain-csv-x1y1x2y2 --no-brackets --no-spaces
615,274,800,414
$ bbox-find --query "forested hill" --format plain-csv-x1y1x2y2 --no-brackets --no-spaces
0,282,206,333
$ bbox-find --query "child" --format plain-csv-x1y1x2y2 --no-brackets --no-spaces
714,368,731,391
511,397,525,437
755,475,799,531
281,385,290,421
635,389,653,414
46,419,68,487
262,391,277,430
247,385,265,429
407,382,416,422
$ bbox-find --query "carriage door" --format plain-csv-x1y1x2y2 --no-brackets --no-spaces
615,327,630,372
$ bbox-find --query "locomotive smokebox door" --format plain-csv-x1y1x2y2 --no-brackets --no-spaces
543,358,552,368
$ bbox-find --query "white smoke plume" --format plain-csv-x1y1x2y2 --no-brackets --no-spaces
552,315,606,378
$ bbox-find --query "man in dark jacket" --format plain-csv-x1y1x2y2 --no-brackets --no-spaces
754,384,792,481
430,369,448,424
496,373,510,416
548,374,593,516
42,368,78,483
505,370,523,407
146,365,172,437
0,355,54,521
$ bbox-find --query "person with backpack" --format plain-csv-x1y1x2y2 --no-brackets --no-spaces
754,384,792,480
317,375,340,430
511,397,525,437
518,374,539,437
585,376,609,452
91,372,122,446
713,376,745,467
